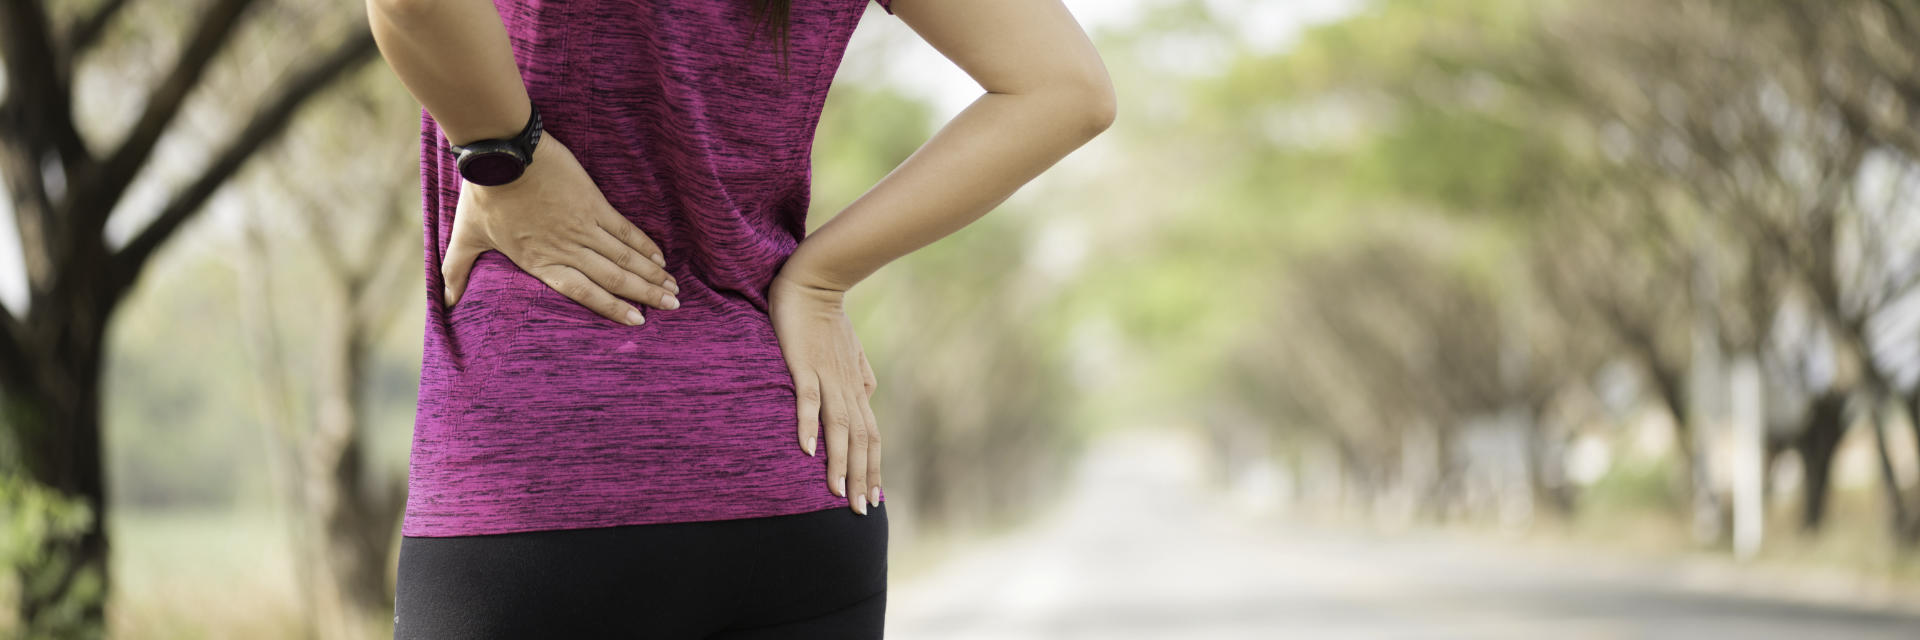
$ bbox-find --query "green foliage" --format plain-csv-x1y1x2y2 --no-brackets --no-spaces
105,257,271,509
810,81,935,223
1579,454,1683,516
1350,106,1565,215
0,470,103,640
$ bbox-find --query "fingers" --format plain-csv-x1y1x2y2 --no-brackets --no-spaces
527,264,648,326
857,388,882,508
823,382,855,507
851,338,881,505
595,211,669,269
571,239,680,312
794,369,821,457
839,384,871,515
590,217,680,296
441,232,481,308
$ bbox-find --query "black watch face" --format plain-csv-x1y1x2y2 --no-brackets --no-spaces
463,152,525,186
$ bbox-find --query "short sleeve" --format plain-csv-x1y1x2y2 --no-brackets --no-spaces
875,0,895,15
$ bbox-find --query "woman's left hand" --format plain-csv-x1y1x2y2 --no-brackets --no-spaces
767,271,881,515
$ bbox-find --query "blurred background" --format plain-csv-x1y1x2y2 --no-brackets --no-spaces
4,0,1920,637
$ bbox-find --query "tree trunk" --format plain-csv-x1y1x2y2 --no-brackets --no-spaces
1904,389,1920,545
237,216,407,639
1,2,379,629
1645,363,1711,521
304,323,407,639
1865,395,1914,548
7,294,116,639
1796,390,1848,533
1523,400,1574,518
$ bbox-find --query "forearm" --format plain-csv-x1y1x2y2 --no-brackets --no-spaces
782,87,1114,293
366,0,529,147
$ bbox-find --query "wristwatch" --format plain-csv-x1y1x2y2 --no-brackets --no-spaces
448,103,542,187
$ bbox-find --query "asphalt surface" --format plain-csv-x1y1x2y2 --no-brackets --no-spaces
884,428,1920,640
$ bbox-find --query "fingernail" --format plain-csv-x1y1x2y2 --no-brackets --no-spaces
870,487,880,506
805,435,816,457
667,280,680,294
856,499,867,515
651,252,665,265
625,308,645,325
835,475,845,497
663,294,679,309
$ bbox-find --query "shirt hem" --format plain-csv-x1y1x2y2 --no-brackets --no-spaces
400,492,887,538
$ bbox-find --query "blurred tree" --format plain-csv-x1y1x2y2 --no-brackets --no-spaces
1526,0,1920,545
1165,0,1920,555
232,65,419,638
0,0,377,634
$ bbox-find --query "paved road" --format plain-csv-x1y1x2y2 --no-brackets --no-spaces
884,428,1920,640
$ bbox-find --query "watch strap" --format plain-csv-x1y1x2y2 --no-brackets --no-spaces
447,103,542,162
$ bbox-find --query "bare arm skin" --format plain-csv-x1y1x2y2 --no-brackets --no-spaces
770,0,1116,514
364,0,530,149
367,0,680,325
780,0,1116,292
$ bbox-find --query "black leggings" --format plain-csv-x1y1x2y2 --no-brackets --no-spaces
393,502,887,639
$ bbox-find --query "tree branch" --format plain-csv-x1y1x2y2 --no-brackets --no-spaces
63,0,134,61
80,0,260,236
109,26,378,297
3,0,94,238
0,300,31,392
1,0,59,112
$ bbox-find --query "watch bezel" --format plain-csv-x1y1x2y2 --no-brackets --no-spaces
456,148,530,186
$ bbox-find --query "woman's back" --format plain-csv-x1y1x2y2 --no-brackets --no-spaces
404,0,895,538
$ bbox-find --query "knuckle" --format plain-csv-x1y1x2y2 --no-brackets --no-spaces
610,245,642,271
604,269,633,293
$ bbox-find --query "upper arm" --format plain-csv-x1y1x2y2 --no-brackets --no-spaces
878,0,1115,116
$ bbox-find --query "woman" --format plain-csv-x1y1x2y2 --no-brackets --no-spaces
367,0,1113,636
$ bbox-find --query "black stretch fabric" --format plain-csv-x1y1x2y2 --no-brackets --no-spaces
393,503,888,638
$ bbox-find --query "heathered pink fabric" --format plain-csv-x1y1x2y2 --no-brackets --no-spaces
403,0,896,537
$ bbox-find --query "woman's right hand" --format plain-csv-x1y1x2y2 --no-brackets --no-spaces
441,133,681,325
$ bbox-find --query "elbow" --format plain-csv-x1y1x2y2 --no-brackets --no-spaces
1082,82,1117,136
1069,76,1117,138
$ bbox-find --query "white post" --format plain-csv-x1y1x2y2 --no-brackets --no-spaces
1730,353,1764,560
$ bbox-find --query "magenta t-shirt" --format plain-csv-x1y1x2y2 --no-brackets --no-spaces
403,0,897,537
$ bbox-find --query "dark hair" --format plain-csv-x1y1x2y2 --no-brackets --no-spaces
745,0,794,80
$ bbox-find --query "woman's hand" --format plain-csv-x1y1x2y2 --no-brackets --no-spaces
768,272,881,515
442,133,681,325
